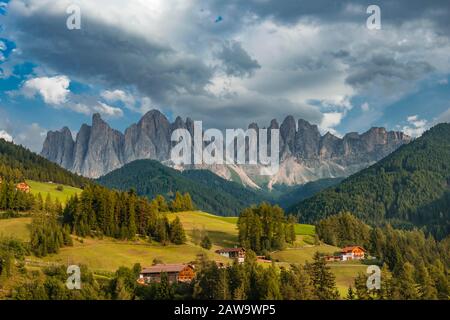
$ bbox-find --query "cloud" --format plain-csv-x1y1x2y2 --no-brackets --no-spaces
6,0,213,104
100,89,154,114
101,90,136,109
435,108,450,124
14,123,48,152
361,102,370,112
346,55,434,91
319,112,344,136
0,129,13,142
402,115,428,137
2,0,450,132
21,75,70,105
93,102,123,118
215,41,261,78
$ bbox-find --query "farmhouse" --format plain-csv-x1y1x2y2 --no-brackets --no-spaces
138,264,195,284
215,247,246,263
16,182,31,193
325,246,366,262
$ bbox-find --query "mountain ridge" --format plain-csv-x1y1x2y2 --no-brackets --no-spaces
41,110,411,187
96,159,266,216
290,123,450,238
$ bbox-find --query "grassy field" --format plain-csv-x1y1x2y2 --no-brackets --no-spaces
0,211,363,296
271,244,340,265
329,263,367,296
167,211,239,247
40,238,229,273
0,217,31,241
294,224,315,236
26,180,82,204
271,246,366,297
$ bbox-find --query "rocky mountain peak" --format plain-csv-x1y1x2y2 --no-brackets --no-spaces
41,110,411,186
269,119,279,129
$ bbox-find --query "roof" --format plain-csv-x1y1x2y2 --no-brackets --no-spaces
141,264,192,274
17,182,30,187
341,246,365,253
215,247,245,254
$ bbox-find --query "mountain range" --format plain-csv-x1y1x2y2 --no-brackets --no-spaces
41,110,411,188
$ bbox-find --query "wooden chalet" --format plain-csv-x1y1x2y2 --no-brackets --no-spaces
138,264,195,284
325,246,366,262
16,182,31,193
215,247,246,263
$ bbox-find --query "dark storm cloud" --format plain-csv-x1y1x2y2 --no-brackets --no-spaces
167,93,324,130
5,4,213,104
346,54,435,88
3,0,450,137
209,0,450,32
215,41,261,77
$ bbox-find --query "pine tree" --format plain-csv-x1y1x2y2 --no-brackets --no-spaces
347,286,355,300
417,262,438,300
395,262,420,300
127,191,137,239
183,193,194,211
169,216,186,244
262,264,282,300
171,192,184,212
200,235,212,250
307,252,339,300
156,273,174,299
155,195,169,212
354,272,371,300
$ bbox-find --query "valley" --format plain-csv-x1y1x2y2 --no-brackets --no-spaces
0,210,365,296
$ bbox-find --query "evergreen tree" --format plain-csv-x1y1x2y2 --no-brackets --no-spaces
394,262,420,300
307,252,339,300
200,235,212,250
169,216,186,244
416,262,438,299
183,193,194,211
347,286,355,300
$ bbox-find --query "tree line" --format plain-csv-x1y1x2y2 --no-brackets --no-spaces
5,249,341,300
292,123,450,239
0,138,89,188
317,212,449,299
0,179,35,212
62,185,189,244
237,203,296,254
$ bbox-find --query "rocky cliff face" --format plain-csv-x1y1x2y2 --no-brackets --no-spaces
41,110,411,186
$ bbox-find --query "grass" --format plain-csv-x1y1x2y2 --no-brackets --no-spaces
0,211,365,296
26,180,82,204
0,217,31,241
294,224,315,236
329,263,367,297
40,237,229,273
271,244,340,265
167,211,239,248
271,245,366,298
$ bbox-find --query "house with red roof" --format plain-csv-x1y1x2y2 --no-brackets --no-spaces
325,246,366,262
138,264,195,284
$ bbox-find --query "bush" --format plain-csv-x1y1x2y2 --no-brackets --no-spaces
200,235,212,250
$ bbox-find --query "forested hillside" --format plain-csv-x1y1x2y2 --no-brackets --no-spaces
0,138,89,187
316,213,449,299
291,123,450,238
97,159,266,216
276,178,343,209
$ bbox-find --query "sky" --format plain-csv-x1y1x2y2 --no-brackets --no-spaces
0,0,449,152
